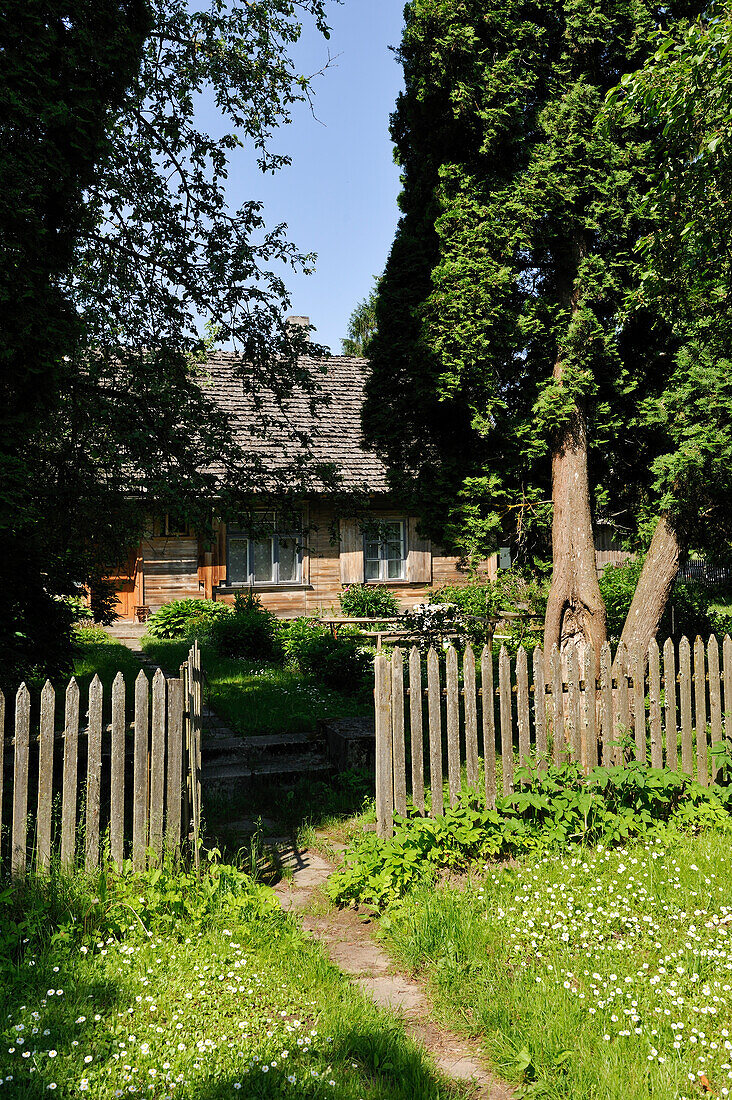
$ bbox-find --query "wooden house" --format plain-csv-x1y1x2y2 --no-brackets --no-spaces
110,344,496,620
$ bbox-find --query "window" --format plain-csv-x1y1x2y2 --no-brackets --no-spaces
227,513,302,586
145,511,191,537
364,519,406,582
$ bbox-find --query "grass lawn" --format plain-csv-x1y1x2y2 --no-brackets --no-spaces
381,828,732,1100
0,868,463,1100
140,637,371,737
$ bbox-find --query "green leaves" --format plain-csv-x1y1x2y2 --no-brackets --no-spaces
329,756,732,910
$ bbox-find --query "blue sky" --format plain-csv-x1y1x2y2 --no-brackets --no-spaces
205,1,406,354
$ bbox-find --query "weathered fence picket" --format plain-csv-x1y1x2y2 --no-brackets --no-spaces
110,672,125,869
60,679,80,869
427,648,443,817
464,646,479,791
12,685,30,877
481,645,496,809
391,648,407,817
709,635,723,782
374,635,732,838
648,640,663,769
1,645,201,877
409,646,425,814
664,637,678,771
679,638,693,775
37,681,54,872
694,636,708,786
446,646,461,808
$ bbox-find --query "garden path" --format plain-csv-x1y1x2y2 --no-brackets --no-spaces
104,624,331,789
272,839,513,1100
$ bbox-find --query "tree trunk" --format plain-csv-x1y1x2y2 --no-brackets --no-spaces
544,405,607,673
617,514,683,656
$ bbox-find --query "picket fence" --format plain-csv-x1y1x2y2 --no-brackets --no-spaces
374,634,732,838
0,643,202,878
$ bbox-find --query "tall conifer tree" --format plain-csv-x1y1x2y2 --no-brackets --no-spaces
364,0,712,666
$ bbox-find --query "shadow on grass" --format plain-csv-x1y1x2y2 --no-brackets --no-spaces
192,1024,460,1100
0,943,128,1098
204,767,375,864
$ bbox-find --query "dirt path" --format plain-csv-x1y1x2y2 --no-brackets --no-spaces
272,840,512,1100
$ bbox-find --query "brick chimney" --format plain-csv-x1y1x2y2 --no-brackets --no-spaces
286,315,310,341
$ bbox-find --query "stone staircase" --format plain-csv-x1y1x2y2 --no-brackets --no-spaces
201,722,332,793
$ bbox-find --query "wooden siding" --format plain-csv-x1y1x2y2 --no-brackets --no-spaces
108,499,498,619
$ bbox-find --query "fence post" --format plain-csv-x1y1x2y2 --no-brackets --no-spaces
694,636,708,786
446,645,461,808
533,647,547,766
600,642,613,766
85,675,103,872
427,648,443,817
709,635,723,782
61,679,80,870
663,638,678,771
133,670,149,871
499,646,513,794
37,681,55,872
567,646,580,763
166,676,184,856
482,646,496,809
679,637,693,775
149,669,166,865
648,639,663,769
616,643,629,762
464,645,479,791
409,646,425,814
724,635,732,749
550,645,563,764
110,673,126,869
516,647,530,772
583,644,597,773
188,643,202,876
632,643,646,762
375,652,393,839
11,684,30,878
391,648,407,816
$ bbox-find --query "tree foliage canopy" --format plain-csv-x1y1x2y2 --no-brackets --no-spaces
0,0,331,679
363,0,730,576
342,283,379,357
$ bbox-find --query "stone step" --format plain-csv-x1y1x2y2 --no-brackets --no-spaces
201,731,322,764
203,753,332,792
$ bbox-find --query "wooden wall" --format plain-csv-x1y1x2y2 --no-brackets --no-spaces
108,499,497,620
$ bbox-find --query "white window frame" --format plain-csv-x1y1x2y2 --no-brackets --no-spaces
363,518,407,582
227,515,302,587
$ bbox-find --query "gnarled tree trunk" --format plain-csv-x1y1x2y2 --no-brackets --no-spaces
617,514,684,656
544,404,607,674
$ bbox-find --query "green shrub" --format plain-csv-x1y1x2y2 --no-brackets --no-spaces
209,591,281,661
292,628,370,690
427,569,546,651
0,859,278,965
277,615,327,661
599,558,728,642
328,759,732,909
708,603,732,637
146,598,228,639
339,583,400,618
55,593,95,623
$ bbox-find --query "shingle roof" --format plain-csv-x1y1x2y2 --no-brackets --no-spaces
201,351,389,493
